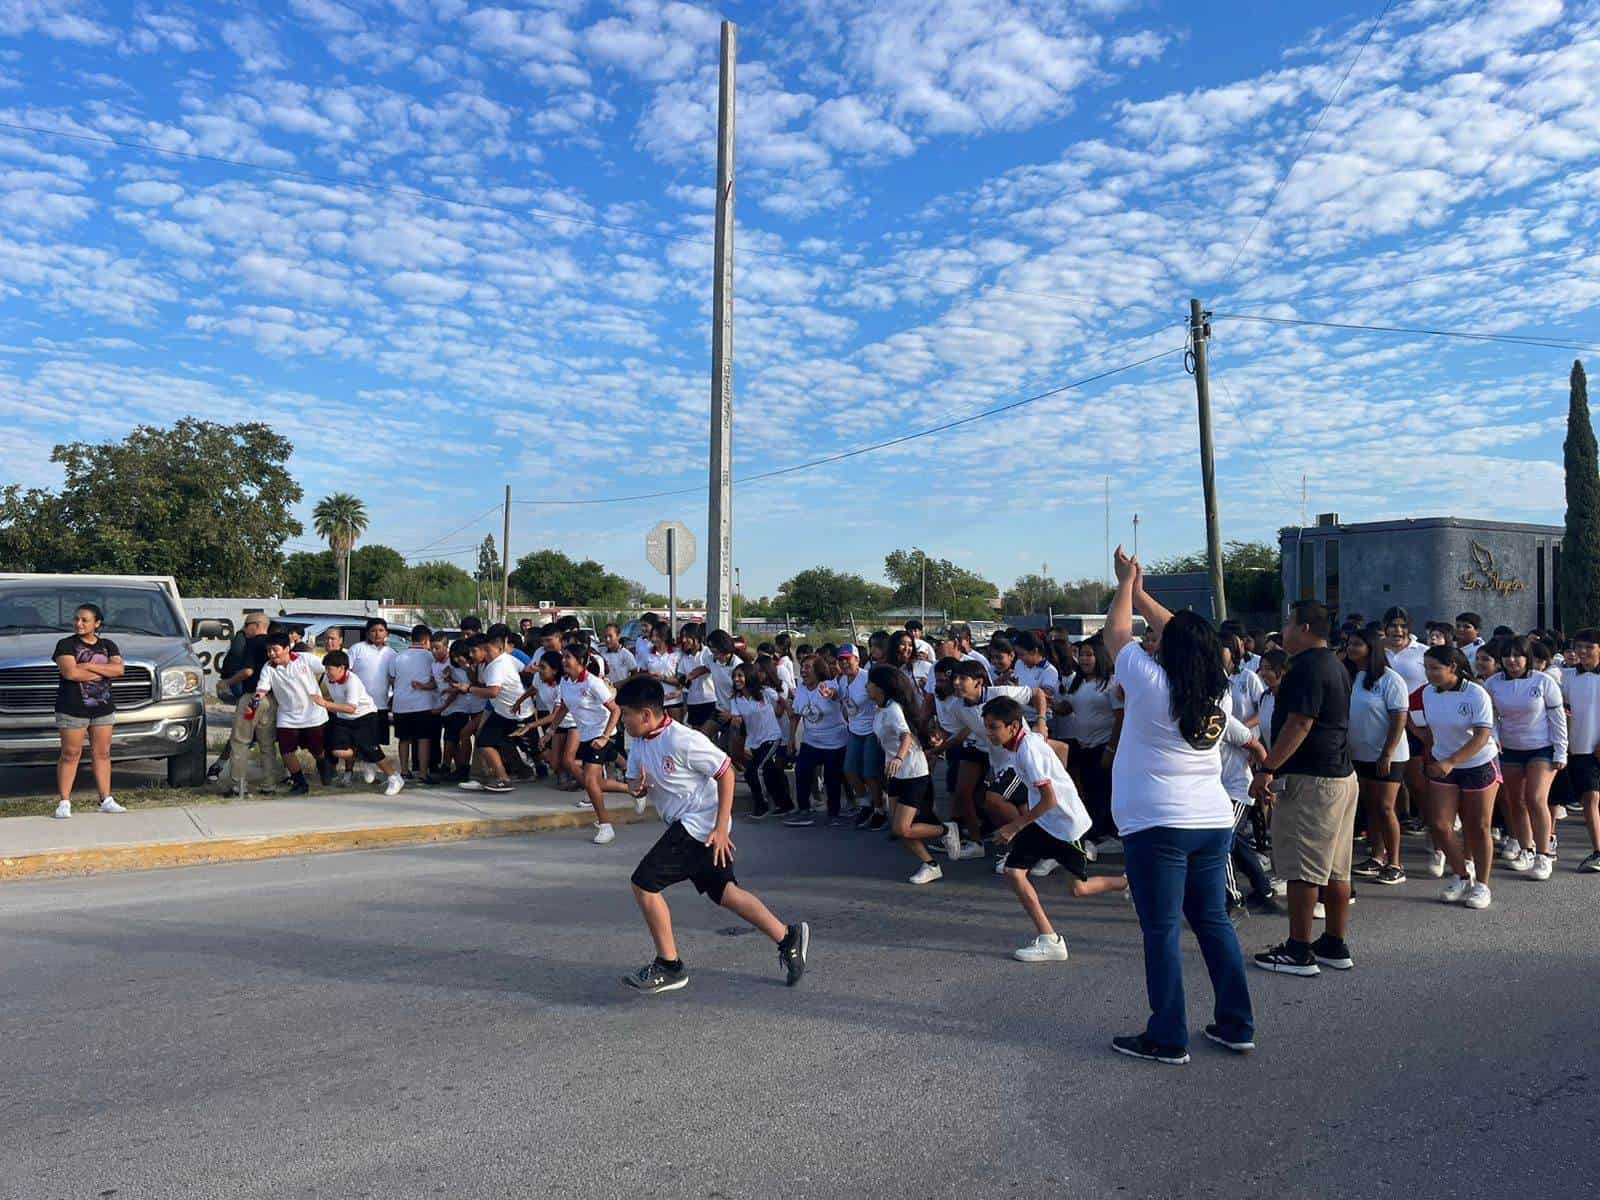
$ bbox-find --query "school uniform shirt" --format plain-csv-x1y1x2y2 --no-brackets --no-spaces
1348,668,1411,764
646,648,684,706
731,688,783,748
1219,693,1258,806
1063,679,1118,747
955,685,1037,774
1457,638,1486,663
628,718,733,842
1389,640,1429,694
904,659,934,695
913,636,936,662
348,642,397,711
482,653,529,721
557,672,615,741
256,653,328,729
1257,691,1277,751
634,636,654,672
390,647,439,715
325,671,378,720
1109,642,1234,836
792,682,849,749
963,650,996,681
838,669,876,737
533,677,576,728
1228,668,1267,725
775,656,797,700
441,664,485,715
602,646,639,681
1486,672,1568,760
934,693,968,741
874,700,930,779
679,647,717,706
1241,653,1262,674
1562,667,1600,755
1014,659,1061,702
1010,729,1092,842
709,657,737,713
1420,681,1497,768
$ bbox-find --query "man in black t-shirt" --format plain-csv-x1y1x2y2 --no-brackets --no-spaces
213,612,280,788
1251,601,1359,977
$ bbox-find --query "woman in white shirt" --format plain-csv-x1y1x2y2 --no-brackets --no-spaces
1485,636,1564,881
1061,638,1119,847
868,665,953,885
1343,629,1411,887
1102,548,1253,1066
1421,646,1500,910
728,664,790,820
787,654,849,828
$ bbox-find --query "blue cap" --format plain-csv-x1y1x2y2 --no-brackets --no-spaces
836,643,859,658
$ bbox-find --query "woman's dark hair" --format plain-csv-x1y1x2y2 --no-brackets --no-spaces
1158,612,1229,744
731,662,763,700
755,655,783,693
775,633,792,656
887,629,917,664
76,603,104,625
1346,626,1390,690
868,665,926,746
707,629,734,654
1012,631,1041,656
1068,637,1112,692
867,630,889,661
1423,643,1474,685
1218,630,1246,675
1499,635,1532,679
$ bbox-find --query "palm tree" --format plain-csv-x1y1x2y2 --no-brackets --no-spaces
312,493,369,601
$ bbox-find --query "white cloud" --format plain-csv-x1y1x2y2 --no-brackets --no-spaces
811,96,915,158
0,0,112,44
115,180,183,206
385,270,470,304
1110,30,1168,67
289,0,364,35
221,15,286,74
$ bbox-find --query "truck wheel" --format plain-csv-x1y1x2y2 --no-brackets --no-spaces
167,722,208,787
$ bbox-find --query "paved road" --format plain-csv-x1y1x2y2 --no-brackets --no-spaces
3,819,1597,1200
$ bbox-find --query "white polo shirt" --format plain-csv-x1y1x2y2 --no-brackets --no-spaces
679,647,717,706
325,670,378,720
347,641,397,711
558,671,615,741
1563,667,1600,755
627,718,733,842
837,668,876,736
602,646,638,681
390,647,439,714
1010,729,1091,843
1420,680,1497,767
481,653,528,720
256,652,327,729
731,689,783,748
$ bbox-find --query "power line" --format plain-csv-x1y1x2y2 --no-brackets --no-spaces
400,501,504,557
1211,311,1600,353
1220,0,1395,285
511,343,1187,508
0,118,1105,311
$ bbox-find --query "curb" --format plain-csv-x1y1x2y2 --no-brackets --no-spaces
0,805,658,881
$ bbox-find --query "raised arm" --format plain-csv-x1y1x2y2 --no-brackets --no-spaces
1104,545,1139,659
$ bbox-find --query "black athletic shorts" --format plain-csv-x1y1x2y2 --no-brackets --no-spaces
374,709,391,744
1354,759,1405,783
955,744,989,768
687,702,718,727
442,711,472,742
630,821,736,904
328,713,385,763
1405,729,1426,758
477,711,519,751
1003,822,1090,879
576,737,619,766
393,710,439,741
986,768,1025,805
1566,752,1600,796
887,772,937,821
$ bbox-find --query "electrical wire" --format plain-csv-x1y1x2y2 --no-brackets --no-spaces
1211,311,1600,353
510,343,1187,507
400,501,505,558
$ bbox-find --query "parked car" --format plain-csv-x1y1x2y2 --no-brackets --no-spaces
0,573,223,785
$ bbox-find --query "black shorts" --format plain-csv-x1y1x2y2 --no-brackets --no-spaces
687,702,718,727
577,737,619,766
1443,761,1499,791
393,710,439,742
887,773,937,820
442,711,473,742
374,710,391,744
986,768,1025,805
1566,752,1600,796
328,713,385,763
477,711,519,751
1500,745,1554,767
1353,759,1405,783
1405,729,1425,758
630,821,737,904
1003,822,1091,879
955,744,989,768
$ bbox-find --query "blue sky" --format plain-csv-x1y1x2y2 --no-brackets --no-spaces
2,0,1597,601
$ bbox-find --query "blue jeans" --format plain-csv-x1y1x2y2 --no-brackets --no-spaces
1123,825,1254,1049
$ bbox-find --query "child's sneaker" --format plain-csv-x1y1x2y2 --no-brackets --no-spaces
623,959,687,994
778,923,809,986
909,861,942,885
1013,933,1069,963
383,774,404,796
53,799,71,820
592,822,616,845
99,796,126,814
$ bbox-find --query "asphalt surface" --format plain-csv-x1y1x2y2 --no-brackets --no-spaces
3,817,1598,1200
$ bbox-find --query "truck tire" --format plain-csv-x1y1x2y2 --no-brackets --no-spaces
167,720,208,787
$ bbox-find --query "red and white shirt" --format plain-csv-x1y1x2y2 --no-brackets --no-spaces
626,718,732,841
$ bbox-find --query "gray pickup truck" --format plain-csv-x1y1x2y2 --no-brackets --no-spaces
0,574,223,785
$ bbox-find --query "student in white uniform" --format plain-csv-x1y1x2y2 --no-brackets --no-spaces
836,645,885,830
460,631,527,794
787,653,849,827
317,649,404,795
1422,646,1500,909
888,630,933,704
728,663,791,820
1454,612,1485,664
602,676,809,995
677,627,718,732
601,624,639,681
1343,628,1411,886
438,638,484,786
1062,638,1119,847
251,632,330,794
948,660,1051,871
1560,629,1600,873
548,645,623,845
1487,636,1565,880
390,625,440,781
983,696,1128,962
642,625,684,719
348,618,397,746
867,666,950,884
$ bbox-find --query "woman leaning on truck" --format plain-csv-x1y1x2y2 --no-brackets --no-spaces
52,603,128,819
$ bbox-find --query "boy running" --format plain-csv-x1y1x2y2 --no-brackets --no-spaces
316,650,405,795
251,632,331,794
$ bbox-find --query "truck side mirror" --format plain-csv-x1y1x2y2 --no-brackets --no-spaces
193,618,231,640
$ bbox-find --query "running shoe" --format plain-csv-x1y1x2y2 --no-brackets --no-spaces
939,821,963,857
747,806,769,821
623,959,687,994
867,811,888,832
1441,874,1473,903
1013,933,1069,963
206,761,223,781
909,861,943,885
1111,1034,1189,1065
458,779,485,791
1548,834,1559,859
852,806,874,830
1244,893,1283,916
360,763,377,785
592,822,616,845
99,796,126,814
334,771,352,788
1578,851,1600,873
1375,865,1406,885
1463,882,1492,909
1312,901,1325,920
383,774,404,796
288,775,311,796
1499,837,1523,863
1310,933,1353,970
1427,850,1447,878
1029,859,1059,878
1351,857,1385,879
993,851,1010,875
484,779,513,794
53,800,71,819
1203,1024,1255,1053
573,795,593,809
783,811,816,827
1254,940,1320,976
1530,853,1554,881
1551,804,1568,821
1507,848,1534,873
1401,814,1427,836
954,840,986,860
778,922,809,986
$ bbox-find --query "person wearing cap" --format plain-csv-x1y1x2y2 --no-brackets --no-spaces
832,644,886,830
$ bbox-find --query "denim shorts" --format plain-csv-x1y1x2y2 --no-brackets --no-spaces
1499,745,1554,767
56,711,114,730
844,731,884,780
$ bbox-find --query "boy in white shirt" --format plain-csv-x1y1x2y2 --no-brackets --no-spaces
315,650,404,795
547,646,625,846
983,697,1128,962
601,623,639,681
250,632,331,795
458,631,526,794
391,624,440,782
347,618,397,746
602,676,810,995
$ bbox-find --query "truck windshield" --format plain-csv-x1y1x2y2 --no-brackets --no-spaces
0,586,185,638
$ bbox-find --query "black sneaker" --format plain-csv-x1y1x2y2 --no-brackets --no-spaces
484,779,514,793
206,761,223,781
1111,1033,1189,1065
1203,1023,1256,1052
288,774,311,796
853,806,875,830
1402,815,1427,835
748,806,769,821
1375,864,1406,885
772,802,795,816
1254,939,1319,976
317,759,336,787
779,922,809,986
1351,857,1385,879
1244,892,1284,917
867,811,888,832
1310,933,1354,970
782,811,816,827
622,959,688,994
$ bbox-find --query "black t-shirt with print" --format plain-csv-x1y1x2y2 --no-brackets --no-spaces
54,635,121,718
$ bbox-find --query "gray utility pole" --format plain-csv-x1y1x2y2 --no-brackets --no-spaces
705,20,737,634
667,526,678,638
501,483,511,622
1189,298,1228,622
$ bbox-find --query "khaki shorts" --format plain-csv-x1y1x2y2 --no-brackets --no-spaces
1273,772,1360,885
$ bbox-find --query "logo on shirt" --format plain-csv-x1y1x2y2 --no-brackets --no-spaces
1458,702,1473,717
661,756,677,775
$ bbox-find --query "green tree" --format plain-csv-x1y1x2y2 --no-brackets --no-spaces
509,548,631,607
312,492,369,602
1563,360,1600,631
0,419,300,593
1002,573,1111,615
775,567,884,626
883,548,998,620
1148,540,1282,617
282,550,338,598
475,535,500,587
279,543,404,600
349,545,405,600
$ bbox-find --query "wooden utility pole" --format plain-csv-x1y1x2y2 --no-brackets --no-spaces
706,20,737,634
1189,298,1228,622
501,483,511,622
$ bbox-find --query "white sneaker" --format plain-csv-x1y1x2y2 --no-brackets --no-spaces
1463,882,1492,909
1552,804,1568,821
1427,850,1447,878
360,763,377,785
1499,837,1522,863
383,774,404,796
458,779,485,791
909,861,943,885
1313,901,1326,919
1453,815,1462,833
1531,853,1554,881
53,799,71,819
939,821,963,858
1492,828,1506,847
592,822,616,846
1441,874,1473,904
1507,848,1534,873
1030,859,1059,878
954,840,986,860
993,851,1010,875
99,796,126,814
1013,933,1069,963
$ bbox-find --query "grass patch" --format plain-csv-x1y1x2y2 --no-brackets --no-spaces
0,785,232,819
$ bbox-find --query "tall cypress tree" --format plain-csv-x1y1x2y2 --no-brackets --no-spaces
1562,360,1600,633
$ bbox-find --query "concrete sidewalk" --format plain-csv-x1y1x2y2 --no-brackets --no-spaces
0,780,656,880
